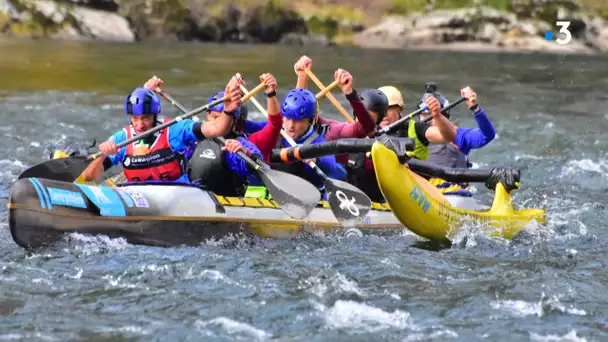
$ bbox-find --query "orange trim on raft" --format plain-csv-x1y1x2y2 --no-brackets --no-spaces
293,146,302,161
280,148,289,163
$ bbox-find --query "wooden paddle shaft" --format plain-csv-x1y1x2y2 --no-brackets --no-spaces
91,95,228,160
316,79,340,99
241,82,266,102
304,69,352,122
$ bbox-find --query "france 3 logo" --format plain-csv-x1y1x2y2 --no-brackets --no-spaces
544,21,572,45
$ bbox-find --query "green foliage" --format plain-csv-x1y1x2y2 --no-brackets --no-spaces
306,16,339,39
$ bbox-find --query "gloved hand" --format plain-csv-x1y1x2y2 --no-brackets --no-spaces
485,167,520,192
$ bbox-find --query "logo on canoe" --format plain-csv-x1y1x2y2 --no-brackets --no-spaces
200,149,216,159
47,187,87,209
336,190,359,216
409,185,431,213
88,185,112,204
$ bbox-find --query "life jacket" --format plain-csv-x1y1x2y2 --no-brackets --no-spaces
407,119,429,160
383,120,429,160
246,124,326,199
187,133,248,197
122,118,187,182
270,124,327,180
427,143,473,196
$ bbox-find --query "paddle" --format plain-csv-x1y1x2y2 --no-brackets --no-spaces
304,68,352,121
17,96,229,182
239,82,372,226
373,96,466,137
155,87,321,220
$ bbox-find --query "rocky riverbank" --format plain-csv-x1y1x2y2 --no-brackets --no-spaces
1,0,607,54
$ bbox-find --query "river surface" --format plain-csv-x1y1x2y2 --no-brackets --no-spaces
0,39,607,341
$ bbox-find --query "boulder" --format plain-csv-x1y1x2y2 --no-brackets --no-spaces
240,1,307,43
71,5,133,42
1,0,133,41
353,5,608,53
117,0,309,43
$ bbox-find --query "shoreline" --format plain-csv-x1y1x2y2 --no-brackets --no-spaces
0,36,601,58
1,1,607,56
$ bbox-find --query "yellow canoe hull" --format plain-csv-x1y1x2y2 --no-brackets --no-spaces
371,142,546,242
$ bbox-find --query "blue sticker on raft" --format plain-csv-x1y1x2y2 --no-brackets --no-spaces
47,187,87,209
29,178,49,209
117,190,134,208
76,184,126,217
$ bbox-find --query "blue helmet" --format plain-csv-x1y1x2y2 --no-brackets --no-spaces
281,88,317,120
125,87,161,116
207,91,241,120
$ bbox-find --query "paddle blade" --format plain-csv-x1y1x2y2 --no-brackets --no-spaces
17,156,91,182
325,178,372,226
258,168,321,220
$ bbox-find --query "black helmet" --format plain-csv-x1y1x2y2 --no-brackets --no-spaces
239,103,248,122
359,88,389,124
419,82,451,118
234,103,249,133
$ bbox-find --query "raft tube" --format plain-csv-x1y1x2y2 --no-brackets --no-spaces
8,178,404,249
371,142,547,242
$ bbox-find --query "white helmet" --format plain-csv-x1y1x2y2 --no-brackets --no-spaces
378,86,404,108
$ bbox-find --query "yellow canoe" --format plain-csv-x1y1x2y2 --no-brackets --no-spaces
371,142,546,242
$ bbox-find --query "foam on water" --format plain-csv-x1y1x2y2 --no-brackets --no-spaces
530,330,587,342
63,233,130,256
195,317,271,341
301,271,365,299
491,292,587,320
321,300,417,333
561,157,608,178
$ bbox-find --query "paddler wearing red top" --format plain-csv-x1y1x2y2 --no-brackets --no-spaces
243,55,377,146
293,55,377,143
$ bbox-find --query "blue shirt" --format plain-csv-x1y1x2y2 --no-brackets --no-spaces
246,119,347,188
229,137,262,180
281,129,347,189
453,106,496,156
244,120,267,134
107,120,260,183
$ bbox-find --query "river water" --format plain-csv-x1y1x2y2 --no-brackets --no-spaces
0,39,607,341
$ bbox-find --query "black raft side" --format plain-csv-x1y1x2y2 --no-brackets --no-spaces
7,178,244,249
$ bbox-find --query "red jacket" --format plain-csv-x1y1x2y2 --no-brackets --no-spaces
246,112,283,163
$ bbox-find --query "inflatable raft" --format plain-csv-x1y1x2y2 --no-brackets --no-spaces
371,142,547,242
8,178,403,249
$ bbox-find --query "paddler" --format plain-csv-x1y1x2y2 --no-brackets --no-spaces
377,85,457,159
244,55,376,141
245,86,349,199
79,76,263,196
423,83,496,196
143,74,282,164
345,94,447,202
272,87,347,187
341,83,458,202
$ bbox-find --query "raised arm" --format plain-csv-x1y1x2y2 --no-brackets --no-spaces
294,55,312,89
